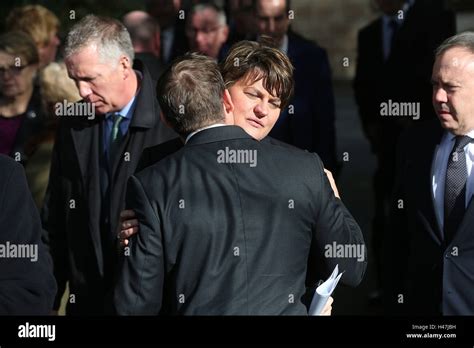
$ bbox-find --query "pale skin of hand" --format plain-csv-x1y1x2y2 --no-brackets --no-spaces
320,296,334,316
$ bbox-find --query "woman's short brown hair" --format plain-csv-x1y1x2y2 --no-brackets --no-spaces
6,5,59,48
0,31,39,66
220,38,294,108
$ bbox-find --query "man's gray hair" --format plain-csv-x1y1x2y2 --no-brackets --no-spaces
190,3,227,26
435,31,474,58
64,14,135,63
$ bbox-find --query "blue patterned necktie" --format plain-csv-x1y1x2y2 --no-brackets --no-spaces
444,135,473,244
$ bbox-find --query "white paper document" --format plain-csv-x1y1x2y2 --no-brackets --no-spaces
308,264,343,315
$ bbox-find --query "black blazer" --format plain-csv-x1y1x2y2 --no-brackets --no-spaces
115,126,366,315
269,31,337,173
0,154,56,314
41,61,177,315
7,86,46,165
387,120,474,315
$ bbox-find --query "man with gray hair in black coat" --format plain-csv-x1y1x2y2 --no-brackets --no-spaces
42,14,176,315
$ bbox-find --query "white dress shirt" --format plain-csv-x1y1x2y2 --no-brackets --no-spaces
185,124,228,144
432,130,474,230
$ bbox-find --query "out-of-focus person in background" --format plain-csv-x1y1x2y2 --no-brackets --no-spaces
0,31,45,166
123,10,164,79
252,0,338,173
5,4,61,68
185,3,230,60
145,0,188,65
225,0,255,45
353,0,456,305
25,62,80,209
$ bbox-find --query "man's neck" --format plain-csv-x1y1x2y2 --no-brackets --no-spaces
120,70,139,110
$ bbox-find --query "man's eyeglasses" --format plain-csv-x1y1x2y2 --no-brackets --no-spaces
0,64,31,77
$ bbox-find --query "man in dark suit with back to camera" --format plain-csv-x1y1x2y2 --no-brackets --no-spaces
388,32,474,315
114,44,366,315
42,15,176,315
0,154,56,315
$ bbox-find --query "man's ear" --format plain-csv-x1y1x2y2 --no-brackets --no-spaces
223,89,234,124
120,55,132,78
222,25,230,43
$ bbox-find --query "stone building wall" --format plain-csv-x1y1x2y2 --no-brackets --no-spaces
289,0,473,80
289,0,378,80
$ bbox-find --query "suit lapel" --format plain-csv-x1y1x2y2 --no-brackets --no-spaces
415,123,444,243
452,181,474,244
71,121,104,275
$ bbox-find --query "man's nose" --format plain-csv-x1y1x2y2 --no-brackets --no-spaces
77,81,92,99
268,18,276,33
433,87,447,103
196,31,206,45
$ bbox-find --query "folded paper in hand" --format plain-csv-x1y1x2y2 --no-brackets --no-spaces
309,264,343,315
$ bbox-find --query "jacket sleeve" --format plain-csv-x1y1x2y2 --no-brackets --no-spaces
41,126,69,311
307,154,367,288
0,158,57,314
114,174,165,315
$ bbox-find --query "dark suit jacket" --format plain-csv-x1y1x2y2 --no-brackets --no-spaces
41,61,177,315
115,126,366,315
0,154,56,314
8,86,46,165
135,52,164,81
269,31,337,173
387,120,474,315
353,0,455,133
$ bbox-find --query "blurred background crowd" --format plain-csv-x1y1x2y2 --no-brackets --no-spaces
1,0,473,315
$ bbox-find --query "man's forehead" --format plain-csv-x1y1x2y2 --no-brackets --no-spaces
437,47,474,69
192,8,219,23
256,0,287,14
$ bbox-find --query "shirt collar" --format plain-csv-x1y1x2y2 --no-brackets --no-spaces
446,129,474,161
256,34,288,55
185,123,227,144
280,34,289,55
382,0,413,25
